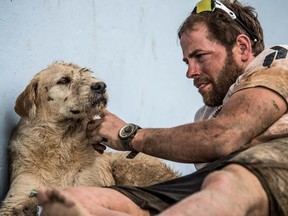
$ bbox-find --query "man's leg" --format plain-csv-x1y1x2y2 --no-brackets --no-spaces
38,164,268,216
159,164,269,216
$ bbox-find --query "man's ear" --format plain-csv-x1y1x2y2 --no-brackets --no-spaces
235,34,252,62
14,78,39,119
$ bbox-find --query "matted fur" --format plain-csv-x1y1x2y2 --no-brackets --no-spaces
0,62,178,215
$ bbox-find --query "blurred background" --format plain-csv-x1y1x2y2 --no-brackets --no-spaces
1,0,288,201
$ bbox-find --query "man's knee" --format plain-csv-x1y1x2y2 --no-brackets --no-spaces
201,164,269,216
202,164,259,191
201,165,238,190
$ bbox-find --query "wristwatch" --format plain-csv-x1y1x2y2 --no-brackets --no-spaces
118,123,141,159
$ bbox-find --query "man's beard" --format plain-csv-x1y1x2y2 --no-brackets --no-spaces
201,53,243,107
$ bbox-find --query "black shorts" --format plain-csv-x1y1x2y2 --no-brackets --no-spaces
110,137,288,216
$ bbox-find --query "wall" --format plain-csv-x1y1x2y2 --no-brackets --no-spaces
1,0,288,201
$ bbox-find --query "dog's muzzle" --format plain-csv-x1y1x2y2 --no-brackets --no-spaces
90,82,108,107
91,82,106,94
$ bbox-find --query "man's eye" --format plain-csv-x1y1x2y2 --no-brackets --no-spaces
195,53,204,59
57,77,71,85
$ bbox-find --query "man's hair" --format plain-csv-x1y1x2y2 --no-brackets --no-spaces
178,0,264,56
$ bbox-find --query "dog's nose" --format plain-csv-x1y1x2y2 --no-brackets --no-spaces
91,82,106,94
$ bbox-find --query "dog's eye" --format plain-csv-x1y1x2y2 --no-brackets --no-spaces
57,77,71,85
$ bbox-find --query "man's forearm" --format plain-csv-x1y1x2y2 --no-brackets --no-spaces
131,120,246,163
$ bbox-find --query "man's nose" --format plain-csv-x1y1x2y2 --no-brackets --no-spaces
186,65,200,79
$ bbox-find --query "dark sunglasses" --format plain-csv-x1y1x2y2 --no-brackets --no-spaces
195,0,258,43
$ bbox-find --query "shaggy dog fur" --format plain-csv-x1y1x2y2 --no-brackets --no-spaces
0,62,178,215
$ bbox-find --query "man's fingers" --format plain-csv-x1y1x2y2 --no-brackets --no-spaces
100,109,110,118
87,119,102,131
37,188,50,205
92,143,107,153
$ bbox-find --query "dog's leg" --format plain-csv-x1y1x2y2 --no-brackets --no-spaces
110,153,179,186
0,174,41,216
73,155,116,187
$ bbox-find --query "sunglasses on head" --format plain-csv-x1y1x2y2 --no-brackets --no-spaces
194,0,258,43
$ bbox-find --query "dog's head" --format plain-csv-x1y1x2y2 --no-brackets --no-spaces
15,62,108,122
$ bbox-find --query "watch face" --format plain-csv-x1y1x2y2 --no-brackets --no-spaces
119,124,135,139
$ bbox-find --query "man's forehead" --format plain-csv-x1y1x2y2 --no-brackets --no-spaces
181,23,209,40
180,26,210,50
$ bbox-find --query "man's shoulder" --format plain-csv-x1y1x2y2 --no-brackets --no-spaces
260,45,288,54
227,44,288,103
256,45,288,63
247,44,288,71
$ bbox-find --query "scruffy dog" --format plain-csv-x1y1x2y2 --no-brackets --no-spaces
0,62,178,215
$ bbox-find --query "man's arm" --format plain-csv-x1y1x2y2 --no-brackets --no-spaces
88,86,287,163
131,87,287,162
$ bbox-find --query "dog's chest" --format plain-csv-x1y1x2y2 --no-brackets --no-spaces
39,138,94,169
12,124,96,171
9,121,115,187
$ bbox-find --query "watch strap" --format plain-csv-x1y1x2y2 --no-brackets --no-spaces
122,139,139,159
126,151,139,159
121,139,137,152
119,124,141,159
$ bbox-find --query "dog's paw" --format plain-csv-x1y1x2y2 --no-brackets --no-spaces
0,200,37,216
0,204,14,216
0,207,14,216
14,200,37,216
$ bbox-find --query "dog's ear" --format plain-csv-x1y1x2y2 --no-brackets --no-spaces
14,78,39,119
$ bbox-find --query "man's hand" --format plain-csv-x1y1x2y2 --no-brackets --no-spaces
86,110,127,153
